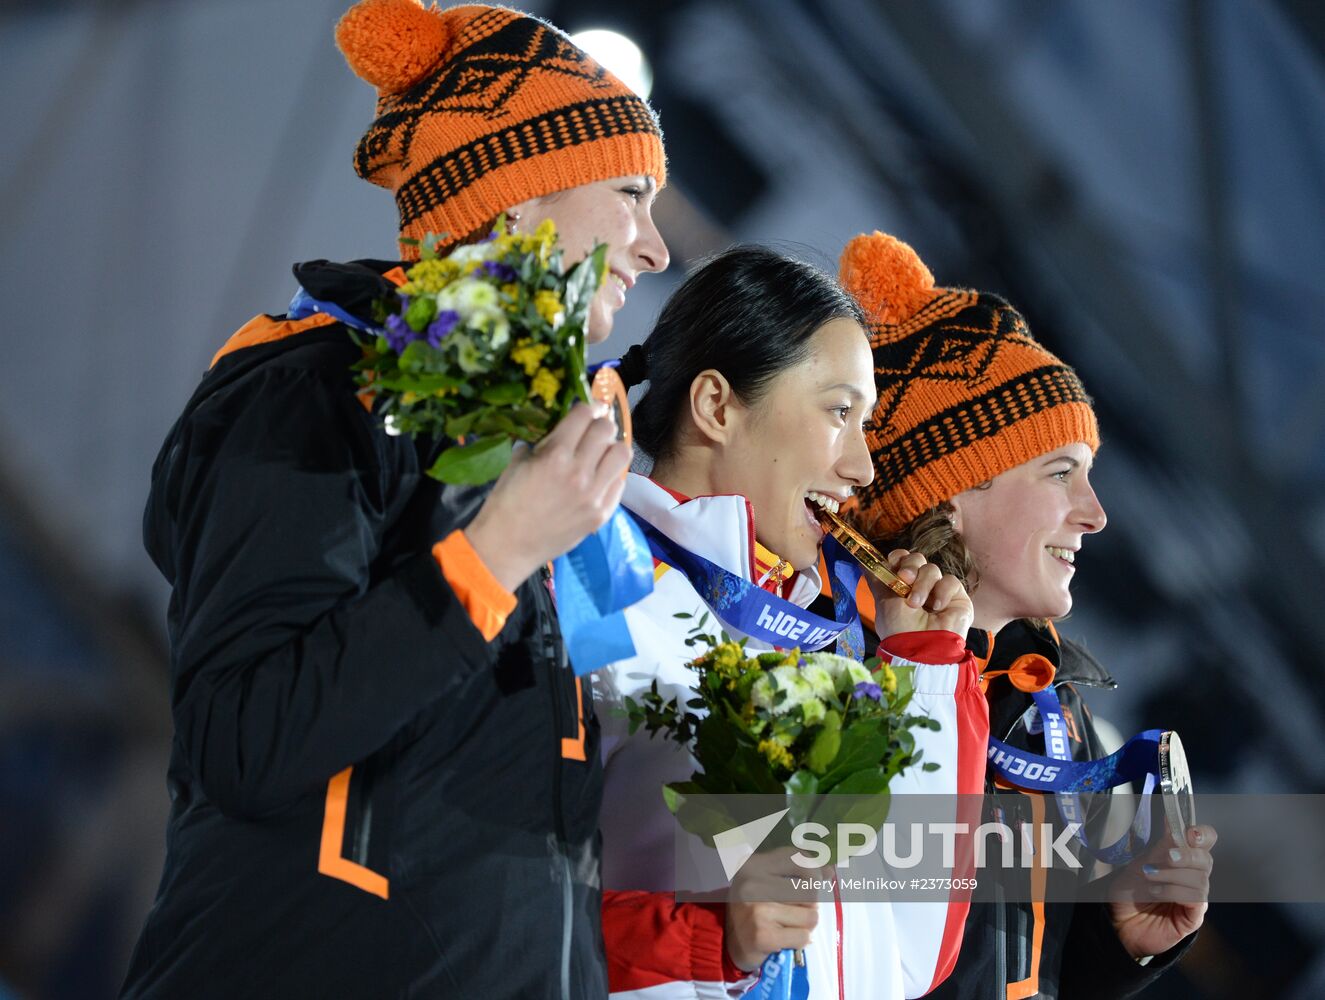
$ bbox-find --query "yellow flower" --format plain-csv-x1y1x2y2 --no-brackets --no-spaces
401,391,420,405
757,739,795,772
518,218,558,262
500,282,520,301
511,338,551,377
533,289,564,326
877,663,898,697
401,258,460,294
711,642,745,679
530,366,562,406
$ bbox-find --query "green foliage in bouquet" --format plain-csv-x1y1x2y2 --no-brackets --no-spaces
351,218,607,484
625,615,942,837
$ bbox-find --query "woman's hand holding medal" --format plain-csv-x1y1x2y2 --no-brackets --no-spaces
870,550,975,641
1108,823,1218,960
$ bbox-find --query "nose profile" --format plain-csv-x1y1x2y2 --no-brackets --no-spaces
1074,480,1107,533
842,422,875,489
635,210,669,274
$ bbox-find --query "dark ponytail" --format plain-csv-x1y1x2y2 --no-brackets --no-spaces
625,245,863,461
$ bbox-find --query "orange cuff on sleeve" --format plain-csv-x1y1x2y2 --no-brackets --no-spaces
432,530,518,642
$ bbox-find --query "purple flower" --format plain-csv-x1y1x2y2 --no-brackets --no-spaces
480,260,518,282
853,680,884,702
385,313,415,353
426,309,461,347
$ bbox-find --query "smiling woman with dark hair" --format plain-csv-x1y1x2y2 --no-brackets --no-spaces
598,245,990,1000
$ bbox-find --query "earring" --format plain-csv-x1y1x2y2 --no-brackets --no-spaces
507,211,521,234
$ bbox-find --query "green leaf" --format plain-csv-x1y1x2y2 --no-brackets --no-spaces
373,373,465,394
786,769,820,797
805,709,842,775
426,435,513,485
445,409,482,439
692,713,737,770
817,720,891,791
511,404,552,430
398,339,438,373
480,381,528,405
830,768,891,796
563,242,607,320
664,783,751,844
727,745,785,794
472,409,520,436
889,663,914,707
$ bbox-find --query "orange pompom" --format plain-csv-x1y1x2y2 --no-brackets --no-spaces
839,231,937,327
336,0,457,95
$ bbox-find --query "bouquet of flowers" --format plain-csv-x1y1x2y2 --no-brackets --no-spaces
625,614,941,835
352,218,607,484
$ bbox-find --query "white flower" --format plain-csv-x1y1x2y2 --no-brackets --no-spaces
471,307,510,350
455,280,498,314
436,278,498,319
446,243,492,267
801,664,836,701
752,665,817,716
800,697,827,726
450,332,485,373
809,653,870,684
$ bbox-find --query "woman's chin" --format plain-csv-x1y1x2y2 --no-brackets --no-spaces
585,301,614,344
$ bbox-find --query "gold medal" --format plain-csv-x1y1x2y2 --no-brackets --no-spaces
817,507,912,599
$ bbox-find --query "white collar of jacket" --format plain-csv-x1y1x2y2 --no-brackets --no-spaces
621,473,824,608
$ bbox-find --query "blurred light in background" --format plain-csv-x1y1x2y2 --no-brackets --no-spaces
570,28,653,98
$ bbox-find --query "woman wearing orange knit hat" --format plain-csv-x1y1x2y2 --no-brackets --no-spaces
838,232,1215,999
121,3,667,998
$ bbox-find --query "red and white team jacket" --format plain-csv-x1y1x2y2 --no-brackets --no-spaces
598,475,989,999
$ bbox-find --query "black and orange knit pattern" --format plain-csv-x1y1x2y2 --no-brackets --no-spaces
336,0,666,259
839,231,1099,539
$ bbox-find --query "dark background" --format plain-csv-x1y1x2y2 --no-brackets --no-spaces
1,1,1322,996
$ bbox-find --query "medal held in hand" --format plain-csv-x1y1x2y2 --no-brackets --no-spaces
1158,730,1196,845
815,507,912,599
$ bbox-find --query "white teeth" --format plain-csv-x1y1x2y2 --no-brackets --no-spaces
806,491,840,514
1046,546,1075,563
609,273,628,292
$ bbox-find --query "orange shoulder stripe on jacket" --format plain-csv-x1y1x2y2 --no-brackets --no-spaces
210,312,337,368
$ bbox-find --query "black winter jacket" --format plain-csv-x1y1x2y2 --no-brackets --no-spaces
927,621,1196,1000
121,261,604,999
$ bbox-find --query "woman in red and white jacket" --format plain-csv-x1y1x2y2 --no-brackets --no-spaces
597,246,990,999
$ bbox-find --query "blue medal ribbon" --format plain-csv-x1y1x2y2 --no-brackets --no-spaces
987,685,1165,862
554,509,656,676
551,359,657,675
287,286,380,333
752,950,810,1000
822,533,867,660
624,511,866,655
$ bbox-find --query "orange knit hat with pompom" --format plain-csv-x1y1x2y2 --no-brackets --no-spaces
336,0,666,259
839,231,1100,540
